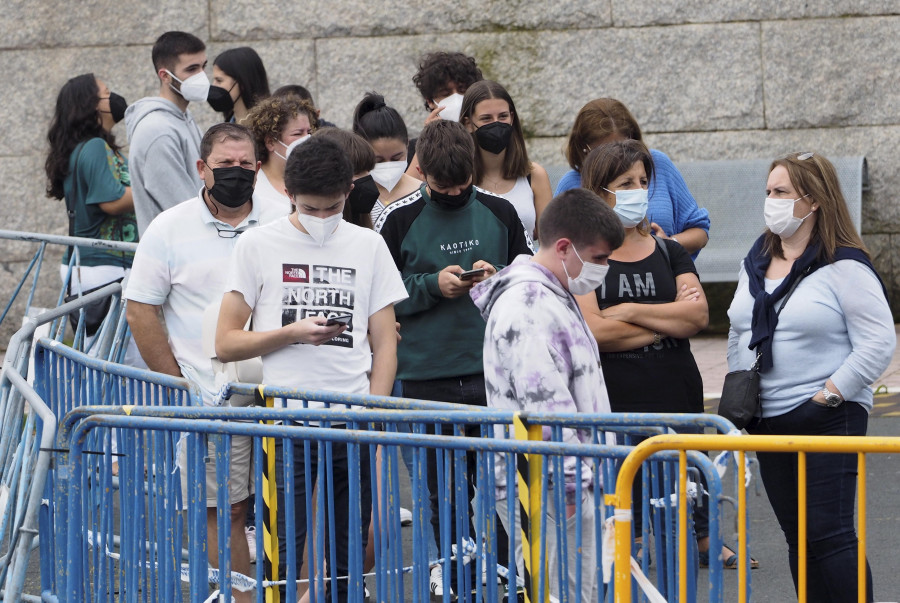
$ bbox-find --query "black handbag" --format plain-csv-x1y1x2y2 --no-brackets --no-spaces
718,354,762,429
718,271,806,429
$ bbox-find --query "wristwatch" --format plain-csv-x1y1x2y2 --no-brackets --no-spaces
821,386,843,408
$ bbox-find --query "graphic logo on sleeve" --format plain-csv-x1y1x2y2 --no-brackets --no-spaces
281,264,356,348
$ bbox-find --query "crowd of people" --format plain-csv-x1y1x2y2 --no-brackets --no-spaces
44,29,896,603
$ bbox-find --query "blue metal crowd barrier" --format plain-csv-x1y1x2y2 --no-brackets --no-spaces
58,408,725,603
3,331,744,602
0,230,138,364
51,397,734,603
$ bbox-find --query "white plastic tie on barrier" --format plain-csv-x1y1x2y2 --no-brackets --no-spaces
202,590,234,603
630,557,667,603
601,514,616,584
86,529,256,591
713,436,754,487
650,480,698,508
445,538,523,587
0,484,9,525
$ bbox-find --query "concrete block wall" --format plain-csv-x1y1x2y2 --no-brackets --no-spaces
1,2,899,341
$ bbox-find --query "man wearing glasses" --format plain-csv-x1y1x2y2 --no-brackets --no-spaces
125,122,259,603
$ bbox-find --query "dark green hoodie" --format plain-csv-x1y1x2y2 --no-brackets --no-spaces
376,185,534,382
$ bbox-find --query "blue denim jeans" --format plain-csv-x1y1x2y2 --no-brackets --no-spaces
391,379,440,564
401,374,487,591
748,399,873,603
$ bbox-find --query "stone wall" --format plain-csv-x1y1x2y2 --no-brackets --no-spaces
2,2,899,342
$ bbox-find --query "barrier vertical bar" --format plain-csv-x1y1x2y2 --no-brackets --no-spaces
678,451,687,603
513,412,546,603
858,453,866,603
256,386,280,603
798,451,807,603
737,450,747,603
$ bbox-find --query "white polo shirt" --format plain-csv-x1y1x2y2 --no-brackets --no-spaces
125,189,260,400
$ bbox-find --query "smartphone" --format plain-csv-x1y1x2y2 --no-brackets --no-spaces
324,313,353,326
458,268,487,281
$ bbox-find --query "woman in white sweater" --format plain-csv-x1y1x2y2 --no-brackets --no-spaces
727,151,895,603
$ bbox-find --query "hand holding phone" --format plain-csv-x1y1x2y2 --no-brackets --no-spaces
457,268,487,281
325,313,353,326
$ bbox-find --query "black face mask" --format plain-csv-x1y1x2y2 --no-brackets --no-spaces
206,165,255,208
474,121,514,154
207,85,236,115
108,92,128,124
429,184,473,209
348,175,380,214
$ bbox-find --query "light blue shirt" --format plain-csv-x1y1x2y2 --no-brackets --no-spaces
727,259,895,416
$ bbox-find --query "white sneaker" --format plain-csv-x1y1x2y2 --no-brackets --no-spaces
399,506,413,526
245,526,257,563
430,564,453,600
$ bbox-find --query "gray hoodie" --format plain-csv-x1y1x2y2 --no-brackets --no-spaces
125,97,202,235
471,255,611,498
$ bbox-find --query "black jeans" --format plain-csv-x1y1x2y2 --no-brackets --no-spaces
748,399,873,603
266,425,373,602
401,374,487,592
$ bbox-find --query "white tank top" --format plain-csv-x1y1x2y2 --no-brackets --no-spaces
489,176,535,237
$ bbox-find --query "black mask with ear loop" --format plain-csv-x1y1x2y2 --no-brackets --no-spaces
208,83,236,114
348,175,380,214
100,92,128,124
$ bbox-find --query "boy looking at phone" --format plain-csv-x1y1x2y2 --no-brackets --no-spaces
375,119,532,596
215,137,407,601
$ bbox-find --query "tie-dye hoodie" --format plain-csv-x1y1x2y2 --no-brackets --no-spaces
471,254,612,499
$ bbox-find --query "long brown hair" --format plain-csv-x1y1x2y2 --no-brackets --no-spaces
460,80,531,182
764,152,867,262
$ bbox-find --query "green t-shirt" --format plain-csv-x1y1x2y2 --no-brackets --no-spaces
62,138,138,267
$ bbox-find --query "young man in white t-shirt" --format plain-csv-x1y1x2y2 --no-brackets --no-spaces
216,137,408,601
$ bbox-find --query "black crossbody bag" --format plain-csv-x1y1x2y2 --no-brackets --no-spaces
718,271,806,429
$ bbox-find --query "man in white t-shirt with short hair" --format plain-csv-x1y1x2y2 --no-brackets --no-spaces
125,122,260,603
215,136,407,602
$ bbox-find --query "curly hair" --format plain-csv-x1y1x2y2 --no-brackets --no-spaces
412,51,482,109
243,94,318,163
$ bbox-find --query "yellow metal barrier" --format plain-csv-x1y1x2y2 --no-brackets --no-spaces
607,434,900,603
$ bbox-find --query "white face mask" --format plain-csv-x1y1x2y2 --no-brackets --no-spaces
562,246,609,295
166,70,210,103
370,160,406,193
764,194,812,238
603,187,649,228
274,135,310,161
296,212,343,247
436,93,464,122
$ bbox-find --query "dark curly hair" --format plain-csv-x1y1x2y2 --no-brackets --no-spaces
412,51,483,110
45,73,119,200
243,94,318,163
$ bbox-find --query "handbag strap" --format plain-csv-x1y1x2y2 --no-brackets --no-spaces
64,142,88,263
749,265,811,369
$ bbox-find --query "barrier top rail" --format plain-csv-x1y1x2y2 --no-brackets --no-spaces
59,405,721,466
0,228,138,252
227,381,738,433
610,433,900,603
